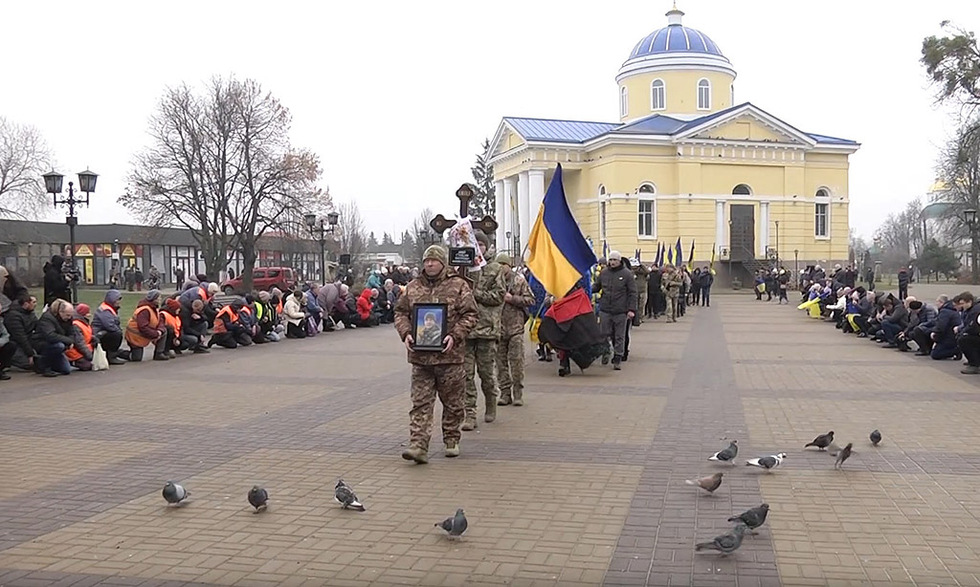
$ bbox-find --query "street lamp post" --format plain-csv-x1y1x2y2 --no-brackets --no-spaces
793,248,799,286
964,208,977,284
43,169,98,304
304,211,340,284
774,220,780,269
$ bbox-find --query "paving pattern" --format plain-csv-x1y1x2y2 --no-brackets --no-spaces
2,293,980,586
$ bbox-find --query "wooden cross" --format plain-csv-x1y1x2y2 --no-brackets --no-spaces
429,183,499,279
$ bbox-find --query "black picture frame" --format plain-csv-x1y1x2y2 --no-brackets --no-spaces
411,302,449,351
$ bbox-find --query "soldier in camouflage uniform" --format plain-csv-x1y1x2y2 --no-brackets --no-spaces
463,231,506,430
662,264,682,323
632,261,649,326
495,254,535,407
394,245,478,464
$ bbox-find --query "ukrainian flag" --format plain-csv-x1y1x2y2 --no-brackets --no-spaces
527,164,598,298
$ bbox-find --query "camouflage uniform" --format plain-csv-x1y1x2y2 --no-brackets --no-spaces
394,245,478,462
662,266,682,322
464,246,506,429
633,263,650,325
495,255,535,406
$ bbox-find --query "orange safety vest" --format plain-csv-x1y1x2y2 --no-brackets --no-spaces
213,305,238,334
65,319,93,361
161,311,181,339
125,305,160,348
276,299,283,314
99,302,118,317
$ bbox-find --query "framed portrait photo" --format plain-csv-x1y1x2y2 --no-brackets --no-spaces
411,302,448,351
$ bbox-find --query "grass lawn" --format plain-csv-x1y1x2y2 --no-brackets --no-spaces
76,288,170,319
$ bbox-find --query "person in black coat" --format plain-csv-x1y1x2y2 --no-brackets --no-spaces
4,293,39,371
31,298,76,376
957,292,980,373
43,255,72,306
897,268,910,301
647,266,664,318
700,267,715,307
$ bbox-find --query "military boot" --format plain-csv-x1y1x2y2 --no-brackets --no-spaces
444,441,460,458
462,412,478,431
401,446,428,464
484,399,497,423
513,389,524,407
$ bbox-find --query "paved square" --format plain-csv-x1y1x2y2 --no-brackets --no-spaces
3,293,980,586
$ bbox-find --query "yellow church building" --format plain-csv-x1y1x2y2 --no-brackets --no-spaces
487,5,859,283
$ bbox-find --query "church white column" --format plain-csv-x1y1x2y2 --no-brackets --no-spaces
518,171,530,252
528,169,546,229
760,202,770,258
494,179,505,248
715,200,725,253
503,177,516,254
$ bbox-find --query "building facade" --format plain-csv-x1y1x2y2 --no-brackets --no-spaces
0,219,329,287
487,6,859,283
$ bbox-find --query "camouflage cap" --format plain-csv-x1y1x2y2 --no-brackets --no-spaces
495,253,513,266
423,244,449,266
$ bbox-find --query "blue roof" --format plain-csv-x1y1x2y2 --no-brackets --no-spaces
628,24,725,61
502,117,619,143
502,103,858,147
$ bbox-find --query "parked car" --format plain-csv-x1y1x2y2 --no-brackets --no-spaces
221,267,297,294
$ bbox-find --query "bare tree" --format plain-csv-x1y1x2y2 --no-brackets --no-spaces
874,198,925,271
936,118,980,281
122,77,323,286
0,117,53,219
336,200,368,275
409,207,435,263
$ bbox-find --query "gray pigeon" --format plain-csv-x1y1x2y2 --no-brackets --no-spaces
805,431,834,450
870,429,881,446
708,440,738,465
685,472,723,494
247,486,268,513
162,481,189,506
728,504,769,532
695,523,747,555
334,479,365,511
746,453,786,471
435,508,467,538
834,443,853,469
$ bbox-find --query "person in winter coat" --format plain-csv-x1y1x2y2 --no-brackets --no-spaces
0,317,13,380
1,265,29,316
65,303,96,370
208,298,253,348
956,292,980,373
4,293,38,371
898,268,910,300
282,290,308,338
31,298,76,376
92,289,128,364
700,267,715,307
125,290,169,362
594,250,638,369
43,255,72,306
305,285,323,332
317,281,341,330
926,296,961,360
877,296,909,346
647,266,664,318
355,288,379,327
495,254,535,407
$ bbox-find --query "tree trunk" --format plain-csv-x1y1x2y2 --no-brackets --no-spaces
241,248,257,292
972,227,979,285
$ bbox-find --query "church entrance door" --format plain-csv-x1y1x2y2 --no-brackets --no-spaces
730,205,755,261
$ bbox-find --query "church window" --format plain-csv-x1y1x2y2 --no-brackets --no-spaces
638,184,656,237
620,87,629,117
732,184,752,196
651,79,666,111
815,189,830,238
598,185,607,241
697,78,711,110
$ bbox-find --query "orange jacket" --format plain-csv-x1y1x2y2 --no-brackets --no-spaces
65,318,93,361
161,311,181,339
213,305,238,335
125,302,161,348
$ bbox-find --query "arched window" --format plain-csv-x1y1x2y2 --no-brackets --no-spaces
730,84,734,105
598,184,606,196
620,87,629,117
732,184,752,196
637,183,656,237
815,188,830,238
651,79,666,111
697,78,711,110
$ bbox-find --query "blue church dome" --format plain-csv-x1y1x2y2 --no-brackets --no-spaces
625,8,727,63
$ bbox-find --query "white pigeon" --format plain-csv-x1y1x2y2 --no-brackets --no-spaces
745,453,786,472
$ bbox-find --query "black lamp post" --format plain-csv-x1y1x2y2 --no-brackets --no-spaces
965,208,977,283
774,220,780,269
304,211,340,284
43,168,98,303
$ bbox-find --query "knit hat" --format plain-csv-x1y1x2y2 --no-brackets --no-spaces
474,231,489,248
495,253,513,266
207,282,220,295
258,290,271,302
104,289,122,304
423,244,448,266
165,298,180,312
76,303,91,317
609,250,622,261
146,289,161,302
271,287,283,298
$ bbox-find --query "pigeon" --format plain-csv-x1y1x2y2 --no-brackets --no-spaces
334,479,366,511
870,429,882,446
834,443,853,469
805,431,834,450
435,508,468,539
746,453,786,471
695,523,747,555
685,472,723,494
708,440,738,465
162,481,189,506
247,486,268,513
728,504,770,532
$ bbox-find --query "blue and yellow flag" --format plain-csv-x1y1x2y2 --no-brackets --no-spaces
675,238,683,269
527,164,598,298
666,243,674,266
687,239,695,271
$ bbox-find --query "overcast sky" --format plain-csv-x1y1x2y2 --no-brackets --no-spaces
3,0,979,241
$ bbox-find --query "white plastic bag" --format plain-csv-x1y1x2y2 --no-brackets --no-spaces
92,343,109,371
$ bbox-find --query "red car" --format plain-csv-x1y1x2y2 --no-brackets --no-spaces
221,267,297,294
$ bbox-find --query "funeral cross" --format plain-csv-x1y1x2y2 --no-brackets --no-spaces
428,183,499,276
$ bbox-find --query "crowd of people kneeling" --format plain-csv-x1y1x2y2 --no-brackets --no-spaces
0,259,406,380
